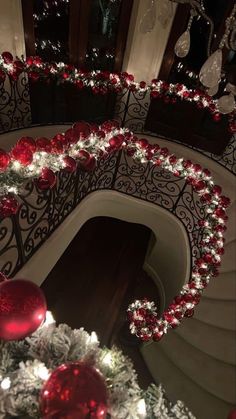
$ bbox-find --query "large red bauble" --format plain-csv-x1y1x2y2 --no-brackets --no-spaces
73,122,91,139
17,136,36,153
37,168,57,190
0,279,47,340
2,51,13,64
11,144,33,165
36,137,52,153
228,409,236,419
40,362,108,419
0,149,10,171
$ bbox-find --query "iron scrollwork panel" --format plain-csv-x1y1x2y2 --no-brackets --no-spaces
0,74,31,133
0,216,22,276
18,171,77,260
115,90,150,133
173,185,205,262
114,150,187,211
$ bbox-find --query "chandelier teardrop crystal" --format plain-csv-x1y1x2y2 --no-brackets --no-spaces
217,93,235,114
174,30,191,58
199,49,222,88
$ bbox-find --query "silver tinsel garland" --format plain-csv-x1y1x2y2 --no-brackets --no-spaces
0,318,196,418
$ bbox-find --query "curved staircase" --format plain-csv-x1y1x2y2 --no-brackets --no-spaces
140,137,236,419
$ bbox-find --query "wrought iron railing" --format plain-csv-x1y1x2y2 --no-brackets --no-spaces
0,73,235,174
0,148,205,277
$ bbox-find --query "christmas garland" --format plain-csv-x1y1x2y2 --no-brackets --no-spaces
0,121,230,342
0,51,235,132
0,315,196,418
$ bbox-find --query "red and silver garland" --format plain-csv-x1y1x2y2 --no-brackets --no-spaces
0,119,230,341
0,51,235,132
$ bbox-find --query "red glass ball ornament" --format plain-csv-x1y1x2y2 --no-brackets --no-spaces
11,144,33,165
0,278,47,340
0,149,10,171
2,51,13,64
0,196,19,218
227,408,236,419
36,137,52,153
109,135,124,150
51,138,64,154
37,168,57,190
40,362,108,419
63,156,77,173
65,128,78,145
29,71,40,82
17,137,36,153
73,122,91,139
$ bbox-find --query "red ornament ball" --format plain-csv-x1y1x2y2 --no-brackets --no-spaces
0,149,10,171
228,409,236,419
63,156,77,173
11,144,33,165
17,136,36,153
40,362,108,419
2,51,13,64
37,168,57,190
0,196,19,218
36,137,52,153
0,279,47,340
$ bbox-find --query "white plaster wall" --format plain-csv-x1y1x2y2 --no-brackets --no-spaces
0,0,25,57
123,0,176,81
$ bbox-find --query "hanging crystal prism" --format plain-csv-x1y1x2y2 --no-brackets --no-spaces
157,0,174,29
174,11,194,58
217,93,235,114
175,30,190,57
199,49,222,88
208,85,219,96
140,0,157,34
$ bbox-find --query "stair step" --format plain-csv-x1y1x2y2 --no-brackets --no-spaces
203,271,236,301
176,318,236,365
194,297,236,330
218,241,236,273
144,330,236,404
141,340,235,419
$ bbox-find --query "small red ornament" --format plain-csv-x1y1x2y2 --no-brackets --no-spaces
51,138,64,154
73,122,91,139
0,196,19,218
28,71,40,82
11,144,33,165
227,408,236,419
40,362,108,419
17,137,36,153
36,137,52,153
0,149,10,171
109,135,124,150
63,156,77,173
213,113,221,122
37,168,57,190
0,278,47,340
2,51,13,64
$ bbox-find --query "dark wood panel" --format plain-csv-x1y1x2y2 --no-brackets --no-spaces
69,0,92,66
21,0,36,56
114,0,134,72
145,99,231,155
